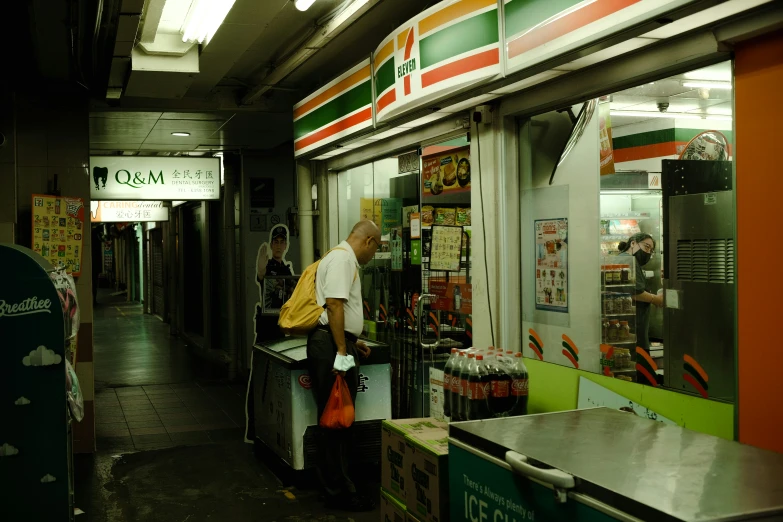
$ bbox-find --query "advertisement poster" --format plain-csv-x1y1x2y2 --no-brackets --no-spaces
429,225,463,272
31,194,85,276
430,281,472,314
534,218,568,312
598,100,616,176
422,147,471,198
390,227,403,271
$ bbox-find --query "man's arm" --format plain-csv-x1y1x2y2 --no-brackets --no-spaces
326,298,348,356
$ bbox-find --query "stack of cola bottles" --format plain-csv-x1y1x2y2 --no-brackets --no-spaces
442,347,529,421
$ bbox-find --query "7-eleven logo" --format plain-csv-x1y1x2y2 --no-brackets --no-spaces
397,28,416,96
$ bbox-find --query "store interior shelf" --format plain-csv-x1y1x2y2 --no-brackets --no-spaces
604,339,638,345
600,235,633,241
602,284,636,288
611,368,638,374
602,312,636,317
600,214,651,220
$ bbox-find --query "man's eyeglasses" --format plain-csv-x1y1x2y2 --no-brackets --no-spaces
369,236,380,248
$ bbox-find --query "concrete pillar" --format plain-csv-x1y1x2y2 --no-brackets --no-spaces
315,161,330,256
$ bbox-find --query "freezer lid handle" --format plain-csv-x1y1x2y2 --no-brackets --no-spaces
505,451,576,490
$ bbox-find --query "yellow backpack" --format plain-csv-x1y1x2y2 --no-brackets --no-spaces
278,247,354,336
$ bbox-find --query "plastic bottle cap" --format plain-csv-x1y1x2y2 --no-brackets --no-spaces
476,355,483,361
515,352,523,357
459,352,465,357
506,351,513,355
497,354,503,357
468,353,475,359
451,348,458,353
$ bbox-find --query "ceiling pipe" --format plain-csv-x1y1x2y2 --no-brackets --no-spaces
241,0,378,105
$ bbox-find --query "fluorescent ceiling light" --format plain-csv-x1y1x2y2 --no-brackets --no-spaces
181,0,237,46
682,81,732,90
295,0,318,11
171,132,191,137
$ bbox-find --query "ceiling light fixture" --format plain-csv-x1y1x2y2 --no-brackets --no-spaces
181,0,237,46
172,132,191,137
682,80,732,90
295,0,318,11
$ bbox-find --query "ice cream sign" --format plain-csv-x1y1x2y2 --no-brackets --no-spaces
89,156,220,201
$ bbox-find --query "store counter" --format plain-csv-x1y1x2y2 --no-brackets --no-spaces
449,408,783,521
247,336,391,470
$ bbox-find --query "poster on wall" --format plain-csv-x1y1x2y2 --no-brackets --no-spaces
254,224,296,342
31,194,85,276
390,227,403,271
598,100,616,176
429,225,463,272
430,281,472,314
534,218,568,312
422,147,471,198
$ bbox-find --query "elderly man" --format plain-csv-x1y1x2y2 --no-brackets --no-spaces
308,220,381,512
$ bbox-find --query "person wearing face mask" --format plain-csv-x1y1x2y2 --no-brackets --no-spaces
618,232,663,353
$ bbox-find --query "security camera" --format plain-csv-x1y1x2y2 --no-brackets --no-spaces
657,102,669,113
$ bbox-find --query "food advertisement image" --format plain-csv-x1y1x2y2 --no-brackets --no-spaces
422,147,470,197
534,218,568,313
31,194,85,276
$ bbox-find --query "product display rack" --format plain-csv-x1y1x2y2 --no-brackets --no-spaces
600,255,639,379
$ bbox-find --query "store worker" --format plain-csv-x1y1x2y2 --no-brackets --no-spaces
307,220,379,512
618,232,663,352
254,225,294,343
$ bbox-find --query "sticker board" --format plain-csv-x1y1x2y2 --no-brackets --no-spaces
429,225,463,272
534,218,568,312
31,195,85,276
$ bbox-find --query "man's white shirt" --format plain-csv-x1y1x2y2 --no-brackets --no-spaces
316,241,363,337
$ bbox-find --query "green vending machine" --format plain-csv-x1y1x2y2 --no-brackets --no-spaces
0,244,76,521
449,408,783,521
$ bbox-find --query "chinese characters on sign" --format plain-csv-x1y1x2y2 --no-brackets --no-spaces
429,225,463,272
89,156,221,200
534,218,568,312
31,195,85,276
90,201,169,222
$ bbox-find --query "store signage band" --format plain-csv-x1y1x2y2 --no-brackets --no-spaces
295,0,704,156
90,201,169,223
89,156,220,201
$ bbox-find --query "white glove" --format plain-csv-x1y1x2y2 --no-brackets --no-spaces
333,353,356,372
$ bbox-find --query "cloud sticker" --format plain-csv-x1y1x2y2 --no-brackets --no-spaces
22,346,62,367
15,397,31,406
40,474,56,483
0,443,19,457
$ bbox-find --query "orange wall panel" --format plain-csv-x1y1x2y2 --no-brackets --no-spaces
735,30,783,453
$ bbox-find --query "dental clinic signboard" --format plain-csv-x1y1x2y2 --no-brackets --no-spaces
373,0,501,123
90,201,169,223
89,156,220,200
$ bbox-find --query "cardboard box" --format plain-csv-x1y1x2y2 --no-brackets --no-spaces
405,430,449,522
381,418,447,503
381,488,406,522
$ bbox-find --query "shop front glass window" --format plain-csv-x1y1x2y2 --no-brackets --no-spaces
520,61,735,401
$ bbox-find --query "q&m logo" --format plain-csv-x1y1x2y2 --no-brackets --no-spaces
92,166,165,191
397,27,416,96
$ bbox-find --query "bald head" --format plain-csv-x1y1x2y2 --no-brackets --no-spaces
346,220,381,265
350,220,381,241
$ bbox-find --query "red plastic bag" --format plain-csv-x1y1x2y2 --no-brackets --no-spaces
319,375,355,429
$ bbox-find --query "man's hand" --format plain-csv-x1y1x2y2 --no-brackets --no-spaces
256,243,269,280
356,341,371,359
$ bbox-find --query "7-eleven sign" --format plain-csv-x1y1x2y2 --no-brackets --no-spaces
395,26,420,99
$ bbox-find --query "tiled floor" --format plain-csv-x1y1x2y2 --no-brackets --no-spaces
95,383,246,452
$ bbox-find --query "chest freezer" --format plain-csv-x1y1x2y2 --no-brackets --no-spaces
449,408,783,522
248,336,391,470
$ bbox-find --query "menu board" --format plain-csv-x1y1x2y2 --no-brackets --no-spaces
31,194,86,276
534,218,568,312
422,147,471,198
429,225,463,272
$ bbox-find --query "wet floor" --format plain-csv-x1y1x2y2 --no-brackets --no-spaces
75,292,380,521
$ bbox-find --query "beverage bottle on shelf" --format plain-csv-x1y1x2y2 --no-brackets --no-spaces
510,353,529,416
458,353,475,421
467,355,491,420
488,353,513,416
442,348,458,419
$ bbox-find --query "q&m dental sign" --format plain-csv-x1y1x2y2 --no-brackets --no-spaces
89,156,220,201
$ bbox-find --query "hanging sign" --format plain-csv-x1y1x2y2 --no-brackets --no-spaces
90,201,169,222
373,0,501,123
429,225,463,272
598,100,616,176
398,151,419,174
89,156,220,200
534,218,568,312
31,194,85,276
422,147,471,197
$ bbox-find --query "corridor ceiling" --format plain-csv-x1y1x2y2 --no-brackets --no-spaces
90,0,432,156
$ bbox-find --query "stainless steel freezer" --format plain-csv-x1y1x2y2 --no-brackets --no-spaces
448,408,783,521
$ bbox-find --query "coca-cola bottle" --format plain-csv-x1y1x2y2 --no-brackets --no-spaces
458,353,475,421
451,351,467,420
442,348,458,419
510,352,529,416
488,353,513,416
467,355,491,420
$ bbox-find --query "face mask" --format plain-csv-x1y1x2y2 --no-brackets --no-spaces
634,248,651,266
